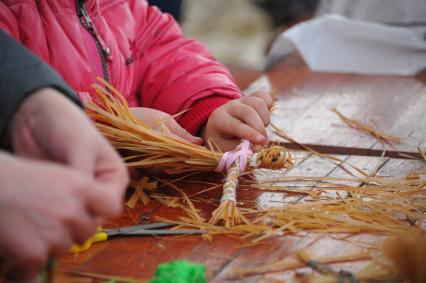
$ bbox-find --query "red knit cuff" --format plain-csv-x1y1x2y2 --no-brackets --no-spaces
177,96,232,136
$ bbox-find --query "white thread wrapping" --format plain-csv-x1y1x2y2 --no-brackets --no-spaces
224,179,238,191
250,153,259,168
221,194,236,203
220,164,239,204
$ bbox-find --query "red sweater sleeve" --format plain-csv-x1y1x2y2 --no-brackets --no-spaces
130,1,242,135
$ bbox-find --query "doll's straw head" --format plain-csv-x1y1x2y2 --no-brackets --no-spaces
256,144,294,170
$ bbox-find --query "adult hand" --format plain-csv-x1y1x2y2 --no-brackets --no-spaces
130,107,202,144
10,88,129,207
0,153,117,281
202,91,273,152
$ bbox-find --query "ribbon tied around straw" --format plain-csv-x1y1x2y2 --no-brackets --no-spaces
215,139,252,173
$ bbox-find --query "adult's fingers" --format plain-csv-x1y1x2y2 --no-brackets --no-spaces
3,236,47,282
228,103,268,138
81,178,124,218
55,199,96,246
25,207,77,255
91,139,129,189
65,145,96,178
64,140,128,217
56,163,126,220
5,266,42,283
239,96,271,126
11,120,48,161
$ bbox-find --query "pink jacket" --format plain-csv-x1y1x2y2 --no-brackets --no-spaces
0,0,242,134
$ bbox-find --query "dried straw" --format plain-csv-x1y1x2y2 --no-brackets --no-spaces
229,250,371,279
86,77,294,226
87,77,293,174
152,170,426,243
83,78,425,280
331,108,401,146
86,80,221,173
418,146,426,162
57,268,147,283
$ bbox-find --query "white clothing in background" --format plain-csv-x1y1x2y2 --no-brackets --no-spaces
316,0,426,25
265,0,426,75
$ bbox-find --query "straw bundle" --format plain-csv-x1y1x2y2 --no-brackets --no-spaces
86,81,221,173
86,78,294,226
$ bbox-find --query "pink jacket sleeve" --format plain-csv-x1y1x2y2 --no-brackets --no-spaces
130,1,242,135
0,3,20,40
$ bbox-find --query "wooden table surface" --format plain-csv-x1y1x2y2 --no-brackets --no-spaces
56,56,426,282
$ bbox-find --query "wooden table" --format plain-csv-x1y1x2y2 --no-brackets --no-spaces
56,56,426,282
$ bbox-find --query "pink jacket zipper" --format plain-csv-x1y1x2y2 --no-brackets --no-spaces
76,0,111,83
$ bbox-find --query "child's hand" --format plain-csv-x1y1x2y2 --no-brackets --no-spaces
203,91,273,152
130,107,202,144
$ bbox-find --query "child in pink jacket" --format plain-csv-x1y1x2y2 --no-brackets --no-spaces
0,0,272,151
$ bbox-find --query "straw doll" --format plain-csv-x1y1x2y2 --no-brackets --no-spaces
87,78,294,227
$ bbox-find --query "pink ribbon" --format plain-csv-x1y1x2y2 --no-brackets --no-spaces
215,139,252,173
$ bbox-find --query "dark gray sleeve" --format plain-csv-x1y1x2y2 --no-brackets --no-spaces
0,29,82,149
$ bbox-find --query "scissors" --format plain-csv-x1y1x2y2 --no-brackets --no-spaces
70,223,207,253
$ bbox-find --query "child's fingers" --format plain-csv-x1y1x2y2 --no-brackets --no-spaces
252,144,263,152
228,103,268,138
221,115,268,145
239,97,271,126
130,107,202,144
215,139,241,152
250,90,273,109
165,119,203,145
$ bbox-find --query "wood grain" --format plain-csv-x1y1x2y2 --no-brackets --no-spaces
267,56,426,154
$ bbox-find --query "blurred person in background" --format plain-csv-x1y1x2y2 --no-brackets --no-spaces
253,0,319,29
148,0,183,22
252,0,319,53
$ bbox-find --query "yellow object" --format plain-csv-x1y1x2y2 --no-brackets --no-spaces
70,227,108,253
69,223,207,254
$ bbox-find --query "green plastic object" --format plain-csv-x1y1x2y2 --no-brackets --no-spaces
150,260,206,283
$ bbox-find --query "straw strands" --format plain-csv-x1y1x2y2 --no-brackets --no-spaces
331,108,401,146
56,268,147,282
84,78,425,281
158,172,426,237
143,157,424,281
86,78,425,239
86,77,294,174
86,81,221,173
86,77,294,227
229,251,373,279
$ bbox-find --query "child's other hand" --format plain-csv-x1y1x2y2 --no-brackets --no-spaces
130,107,202,144
203,91,273,152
